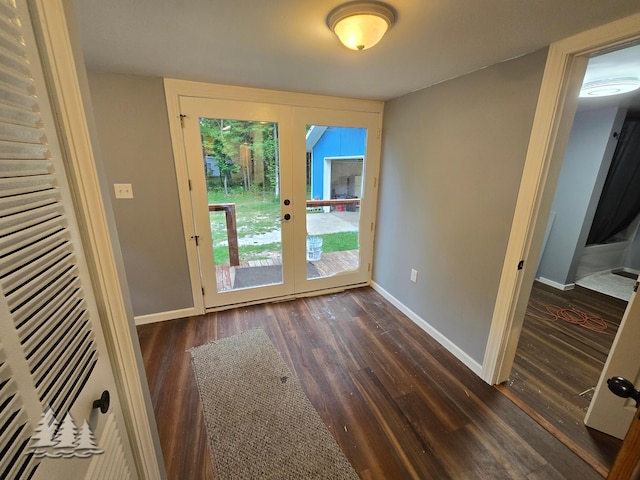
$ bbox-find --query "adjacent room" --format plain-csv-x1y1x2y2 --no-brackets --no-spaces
500,44,640,474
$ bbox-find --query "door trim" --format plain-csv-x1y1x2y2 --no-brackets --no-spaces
33,0,166,477
164,79,384,313
482,12,640,384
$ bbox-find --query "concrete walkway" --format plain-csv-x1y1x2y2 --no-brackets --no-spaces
238,211,359,246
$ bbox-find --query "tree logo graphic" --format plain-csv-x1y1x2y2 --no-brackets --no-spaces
26,407,104,458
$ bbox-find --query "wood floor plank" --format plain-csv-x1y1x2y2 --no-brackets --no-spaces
503,281,624,476
137,287,603,479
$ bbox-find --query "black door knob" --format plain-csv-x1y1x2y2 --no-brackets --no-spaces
607,377,640,407
283,199,290,206
283,213,291,221
92,390,110,414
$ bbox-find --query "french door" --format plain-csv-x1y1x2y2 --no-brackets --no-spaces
177,94,381,309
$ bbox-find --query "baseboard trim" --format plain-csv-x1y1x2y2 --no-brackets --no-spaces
134,307,197,326
371,281,483,378
535,276,575,291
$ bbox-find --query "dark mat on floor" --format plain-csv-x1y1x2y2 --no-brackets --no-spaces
233,263,320,289
612,270,638,280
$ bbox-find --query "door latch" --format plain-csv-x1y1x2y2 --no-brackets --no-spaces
608,376,640,408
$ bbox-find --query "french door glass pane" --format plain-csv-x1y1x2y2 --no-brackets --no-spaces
305,125,363,279
199,117,283,292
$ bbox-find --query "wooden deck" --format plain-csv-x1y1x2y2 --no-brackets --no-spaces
215,250,360,291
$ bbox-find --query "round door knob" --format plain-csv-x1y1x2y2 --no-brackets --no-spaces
92,390,110,414
283,214,291,221
607,377,640,407
283,199,290,206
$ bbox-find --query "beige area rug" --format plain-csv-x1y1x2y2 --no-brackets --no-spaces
189,329,359,479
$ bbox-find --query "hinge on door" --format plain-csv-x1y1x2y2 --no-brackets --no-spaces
635,281,639,293
371,222,374,232
373,177,377,188
368,263,371,272
377,127,381,139
179,114,187,128
188,179,192,190
202,287,205,296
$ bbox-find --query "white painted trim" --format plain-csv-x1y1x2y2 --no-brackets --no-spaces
33,1,165,477
135,307,197,326
535,277,575,291
163,81,206,315
371,282,483,377
482,12,640,385
164,81,384,311
163,78,384,114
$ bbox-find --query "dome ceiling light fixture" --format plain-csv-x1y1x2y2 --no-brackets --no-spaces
580,77,640,97
327,1,396,51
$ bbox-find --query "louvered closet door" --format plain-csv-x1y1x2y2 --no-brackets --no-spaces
0,1,136,478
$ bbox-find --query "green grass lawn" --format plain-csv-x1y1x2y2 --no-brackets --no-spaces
213,232,359,265
208,189,358,264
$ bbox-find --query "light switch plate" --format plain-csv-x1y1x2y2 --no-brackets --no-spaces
410,269,418,283
114,183,133,199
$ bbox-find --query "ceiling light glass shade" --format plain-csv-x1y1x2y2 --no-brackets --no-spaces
327,2,395,51
580,77,640,97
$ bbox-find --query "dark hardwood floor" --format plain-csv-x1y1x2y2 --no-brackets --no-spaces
137,287,604,479
500,281,625,476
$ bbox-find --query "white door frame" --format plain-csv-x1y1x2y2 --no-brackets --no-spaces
34,0,165,477
164,79,383,313
482,12,640,385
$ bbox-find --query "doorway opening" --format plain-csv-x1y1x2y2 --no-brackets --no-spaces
164,81,383,311
499,43,640,474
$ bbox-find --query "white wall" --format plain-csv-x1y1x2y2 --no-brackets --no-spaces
374,49,548,364
536,105,627,286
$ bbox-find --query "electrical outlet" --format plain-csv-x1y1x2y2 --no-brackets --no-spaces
410,268,418,283
114,183,133,199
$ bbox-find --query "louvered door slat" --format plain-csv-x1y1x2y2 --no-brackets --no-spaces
0,81,38,111
0,227,67,281
0,4,23,42
31,311,86,388
0,187,57,217
5,249,76,310
2,241,70,294
0,139,49,159
0,28,28,59
0,159,51,177
16,282,80,341
0,103,41,127
0,202,63,235
4,247,77,307
0,121,44,144
0,215,66,258
48,339,96,415
0,64,34,96
38,326,90,398
0,349,38,480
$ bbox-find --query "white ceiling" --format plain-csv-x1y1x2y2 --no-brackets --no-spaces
72,0,640,101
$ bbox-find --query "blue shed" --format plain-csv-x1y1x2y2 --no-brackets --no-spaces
306,126,366,202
